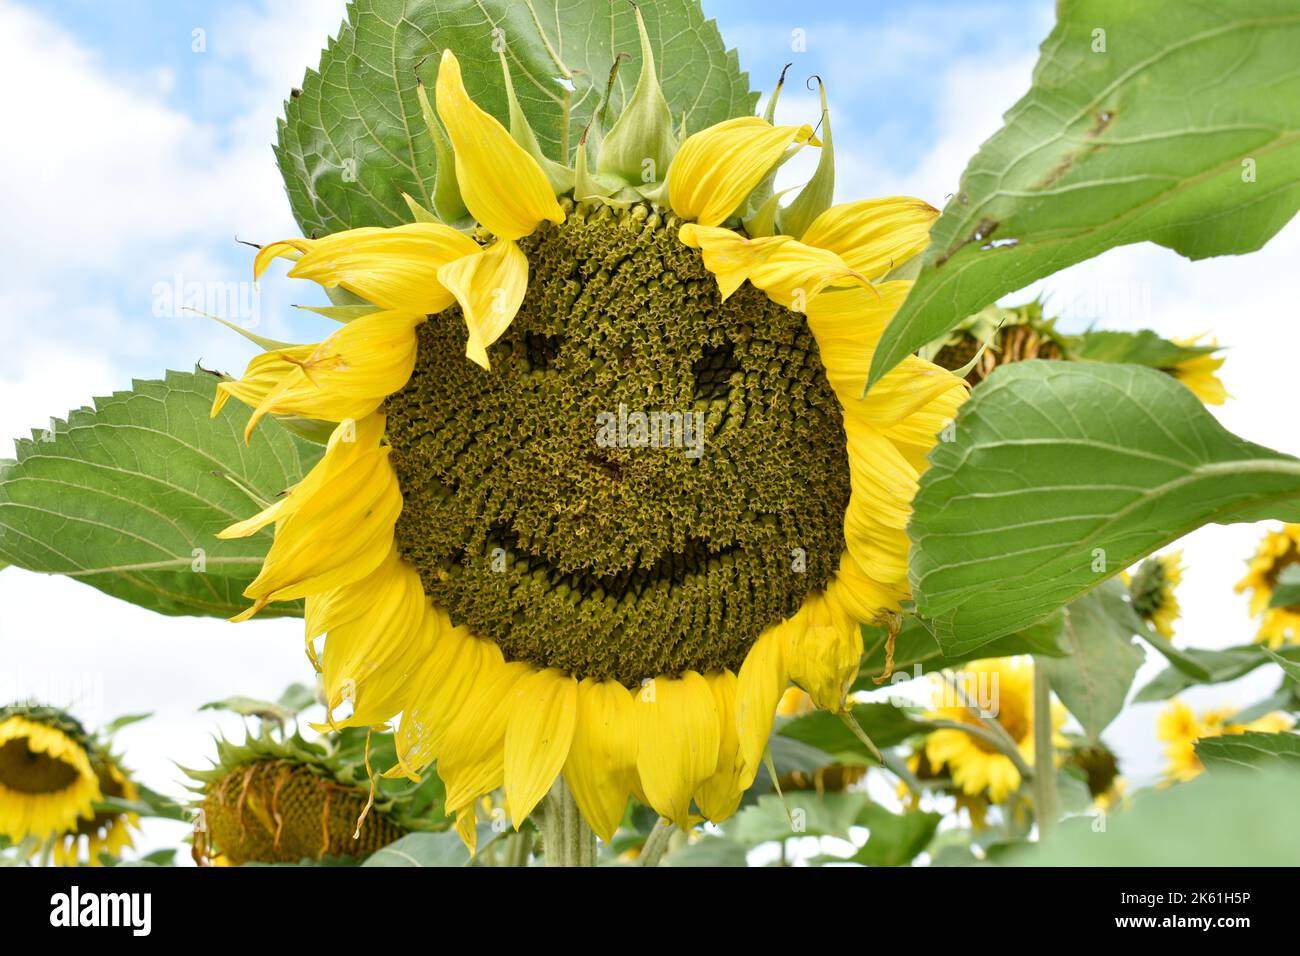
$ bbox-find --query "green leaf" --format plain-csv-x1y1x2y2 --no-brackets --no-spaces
1268,564,1300,608
727,792,870,846
361,831,473,867
1040,581,1144,739
856,611,1068,688
1134,643,1300,702
777,703,929,764
910,362,1300,655
0,370,322,619
199,696,299,724
102,713,152,736
1196,731,1300,772
1264,647,1300,687
867,0,1300,389
849,805,941,867
1066,329,1217,369
277,0,757,235
659,837,749,867
1008,767,1300,865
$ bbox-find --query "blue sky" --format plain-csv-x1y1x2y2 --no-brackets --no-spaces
2,0,1297,860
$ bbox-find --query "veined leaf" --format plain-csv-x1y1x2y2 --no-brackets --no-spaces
277,0,757,236
0,370,322,619
911,362,1300,655
777,703,930,765
1134,643,1300,702
1039,580,1144,739
868,0,1300,389
1195,732,1300,773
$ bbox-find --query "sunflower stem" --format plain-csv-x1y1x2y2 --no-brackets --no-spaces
924,719,1035,781
637,818,675,867
543,777,596,867
504,827,533,867
1032,658,1059,840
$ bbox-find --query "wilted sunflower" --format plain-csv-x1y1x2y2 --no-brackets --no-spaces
1236,523,1300,648
923,659,1066,804
1156,699,1293,784
1128,550,1183,640
213,15,965,851
0,705,101,846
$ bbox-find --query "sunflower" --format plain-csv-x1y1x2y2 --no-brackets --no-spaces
923,659,1066,804
1235,524,1300,648
1156,698,1294,784
1128,550,1183,640
49,753,140,867
1169,335,1228,405
213,15,965,853
897,750,989,829
0,706,101,845
924,300,1065,385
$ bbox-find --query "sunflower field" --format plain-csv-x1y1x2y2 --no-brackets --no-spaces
2,0,1300,888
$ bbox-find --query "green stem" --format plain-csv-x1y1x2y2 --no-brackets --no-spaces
925,719,1034,780
1032,658,1058,840
504,828,534,867
543,778,597,867
637,819,675,867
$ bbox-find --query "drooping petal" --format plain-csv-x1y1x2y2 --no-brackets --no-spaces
308,551,433,728
503,669,579,827
800,197,939,281
668,117,816,227
747,240,868,311
240,310,424,441
219,415,401,616
694,671,746,823
390,616,485,778
635,672,719,828
434,49,565,240
782,587,863,713
563,679,639,844
437,238,529,369
255,224,481,313
212,344,316,417
735,625,787,788
678,223,792,300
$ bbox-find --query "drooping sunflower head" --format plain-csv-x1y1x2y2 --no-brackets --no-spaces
0,705,101,845
1063,741,1121,801
213,11,966,849
1128,549,1183,640
1235,523,1300,648
922,300,1065,385
186,733,408,866
923,658,1066,804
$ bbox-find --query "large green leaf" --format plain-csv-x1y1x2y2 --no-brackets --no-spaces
777,703,930,765
0,370,322,618
1040,580,1144,739
867,0,1300,389
277,0,757,236
848,805,941,867
1196,731,1300,772
910,361,1300,655
361,831,472,867
1008,766,1300,866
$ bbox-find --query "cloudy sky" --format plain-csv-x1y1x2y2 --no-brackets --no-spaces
2,0,1296,858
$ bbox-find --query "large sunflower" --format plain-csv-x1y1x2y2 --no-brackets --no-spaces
923,659,1066,804
1236,523,1300,648
214,20,965,851
0,706,101,845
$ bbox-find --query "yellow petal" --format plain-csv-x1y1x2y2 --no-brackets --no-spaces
437,238,529,370
747,240,868,311
241,310,423,441
222,415,402,611
212,344,316,417
391,616,485,776
255,224,481,312
503,669,579,827
635,672,719,828
783,588,863,713
668,117,816,227
564,679,638,843
801,197,939,281
434,50,564,240
694,671,746,823
678,223,791,300
735,626,787,788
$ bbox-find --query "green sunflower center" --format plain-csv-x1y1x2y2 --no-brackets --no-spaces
385,203,851,686
0,738,81,794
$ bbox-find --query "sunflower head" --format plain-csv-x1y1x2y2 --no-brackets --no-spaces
50,752,140,867
1169,335,1228,405
1236,524,1300,648
1063,741,1120,799
0,704,101,846
1156,698,1295,784
213,11,967,850
186,732,409,866
1128,550,1183,640
922,301,1065,385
